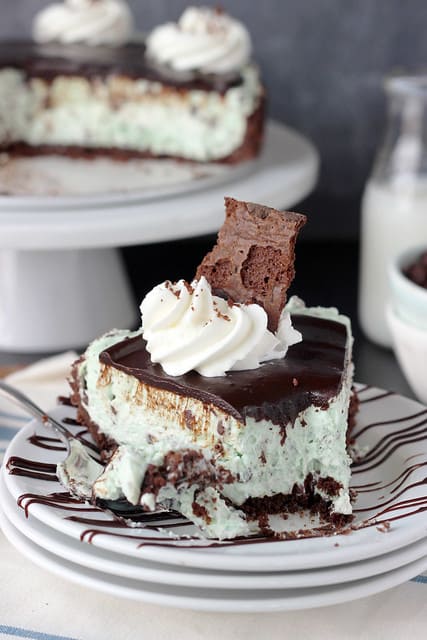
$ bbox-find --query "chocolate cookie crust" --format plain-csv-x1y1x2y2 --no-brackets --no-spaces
196,198,306,331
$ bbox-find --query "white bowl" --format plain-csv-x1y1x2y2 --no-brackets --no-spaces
387,246,427,404
388,246,427,330
387,304,427,405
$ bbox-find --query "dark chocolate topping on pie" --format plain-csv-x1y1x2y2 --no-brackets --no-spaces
100,314,347,428
196,198,307,332
0,41,242,92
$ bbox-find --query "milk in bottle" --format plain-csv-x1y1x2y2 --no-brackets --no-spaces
359,76,427,347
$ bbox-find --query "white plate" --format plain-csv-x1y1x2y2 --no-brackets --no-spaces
1,506,425,613
2,469,426,590
0,122,314,208
3,385,427,573
0,154,256,207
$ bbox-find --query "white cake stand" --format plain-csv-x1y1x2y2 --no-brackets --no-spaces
0,122,319,352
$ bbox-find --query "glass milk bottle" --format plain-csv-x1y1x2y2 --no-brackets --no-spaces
359,76,427,347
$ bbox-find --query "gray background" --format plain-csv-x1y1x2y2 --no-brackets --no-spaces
2,1,427,238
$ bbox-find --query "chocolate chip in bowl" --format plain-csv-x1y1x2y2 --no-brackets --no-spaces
403,250,427,289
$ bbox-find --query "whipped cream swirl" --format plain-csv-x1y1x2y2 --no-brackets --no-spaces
146,6,251,74
140,277,302,377
33,0,134,46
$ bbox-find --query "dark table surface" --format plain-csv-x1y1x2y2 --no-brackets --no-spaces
0,237,415,402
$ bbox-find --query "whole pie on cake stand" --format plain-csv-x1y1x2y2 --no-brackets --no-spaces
0,3,318,351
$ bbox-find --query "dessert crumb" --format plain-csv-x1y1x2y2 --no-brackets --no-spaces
376,521,391,533
217,421,225,435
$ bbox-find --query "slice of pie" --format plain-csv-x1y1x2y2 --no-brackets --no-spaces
67,198,355,539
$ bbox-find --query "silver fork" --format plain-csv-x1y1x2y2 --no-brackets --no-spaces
0,379,147,518
0,379,80,445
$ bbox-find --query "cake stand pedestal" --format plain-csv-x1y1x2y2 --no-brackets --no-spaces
0,122,319,352
0,248,134,352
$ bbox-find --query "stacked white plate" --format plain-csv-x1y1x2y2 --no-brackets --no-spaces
1,384,426,612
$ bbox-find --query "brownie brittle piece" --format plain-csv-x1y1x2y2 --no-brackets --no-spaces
196,197,307,331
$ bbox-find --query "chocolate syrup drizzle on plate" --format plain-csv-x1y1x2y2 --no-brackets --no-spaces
4,385,427,550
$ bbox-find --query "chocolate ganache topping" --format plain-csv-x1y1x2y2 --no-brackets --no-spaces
0,41,242,92
100,314,348,427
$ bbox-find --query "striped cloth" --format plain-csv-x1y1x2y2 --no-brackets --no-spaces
0,355,426,640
